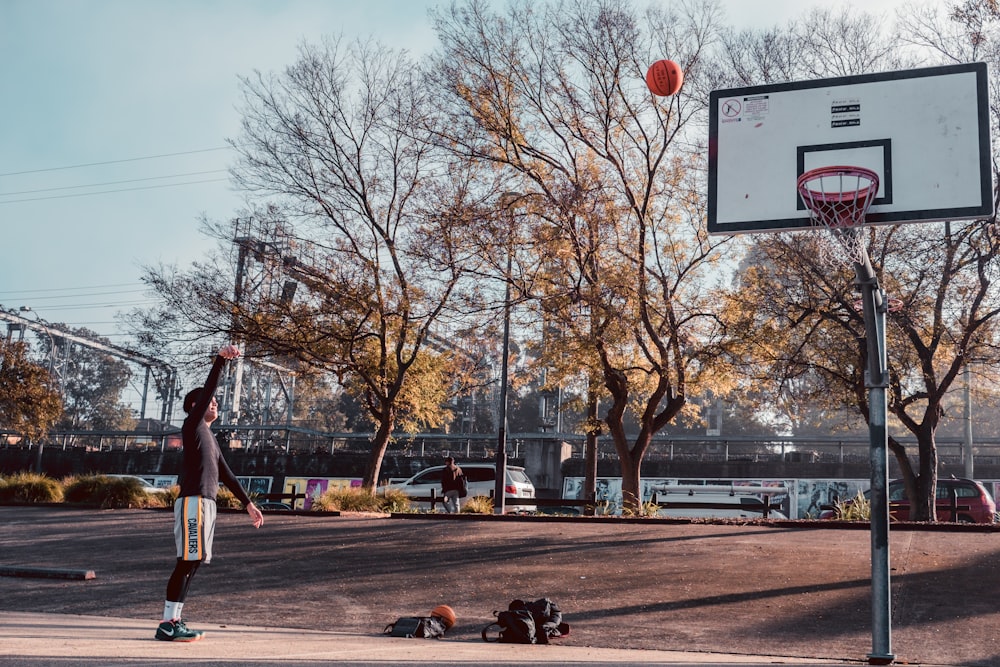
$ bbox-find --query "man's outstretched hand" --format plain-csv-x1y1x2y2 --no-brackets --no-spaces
219,345,241,360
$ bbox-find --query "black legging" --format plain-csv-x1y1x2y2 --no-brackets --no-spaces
165,558,201,602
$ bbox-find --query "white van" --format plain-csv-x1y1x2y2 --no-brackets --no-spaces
650,484,788,519
379,463,535,510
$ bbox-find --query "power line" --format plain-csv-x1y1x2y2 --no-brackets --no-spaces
18,300,154,312
0,178,231,203
0,170,228,197
0,146,233,177
0,282,142,295
0,288,148,301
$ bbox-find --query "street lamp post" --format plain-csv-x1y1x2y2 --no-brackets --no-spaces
493,192,522,515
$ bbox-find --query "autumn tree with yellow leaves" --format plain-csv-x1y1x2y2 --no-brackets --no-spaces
428,0,734,511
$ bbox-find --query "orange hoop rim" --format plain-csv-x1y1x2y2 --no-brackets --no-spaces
797,165,879,202
797,166,880,266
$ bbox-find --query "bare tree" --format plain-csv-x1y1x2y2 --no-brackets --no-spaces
141,38,493,488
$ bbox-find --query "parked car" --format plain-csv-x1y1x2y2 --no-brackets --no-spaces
104,474,171,495
379,463,535,510
821,478,996,523
257,501,293,511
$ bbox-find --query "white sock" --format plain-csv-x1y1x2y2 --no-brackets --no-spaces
163,601,183,622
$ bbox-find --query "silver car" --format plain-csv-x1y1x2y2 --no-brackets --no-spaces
380,463,535,511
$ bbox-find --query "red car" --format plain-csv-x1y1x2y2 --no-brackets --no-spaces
823,478,996,523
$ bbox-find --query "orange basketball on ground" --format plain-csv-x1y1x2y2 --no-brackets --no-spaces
431,604,456,629
645,59,683,97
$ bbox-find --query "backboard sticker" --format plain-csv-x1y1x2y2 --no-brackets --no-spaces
830,100,860,127
743,94,769,120
721,98,742,120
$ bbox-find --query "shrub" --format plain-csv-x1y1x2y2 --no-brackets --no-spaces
64,475,162,509
593,500,615,516
834,490,871,521
0,472,64,503
461,495,493,514
641,500,662,517
215,486,243,509
63,475,106,504
378,487,414,513
312,485,404,512
160,485,179,506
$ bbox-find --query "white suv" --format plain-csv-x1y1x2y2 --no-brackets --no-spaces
380,463,535,511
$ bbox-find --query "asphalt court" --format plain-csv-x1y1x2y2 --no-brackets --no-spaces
2,506,998,666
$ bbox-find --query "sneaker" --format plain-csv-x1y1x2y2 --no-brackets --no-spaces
155,619,205,642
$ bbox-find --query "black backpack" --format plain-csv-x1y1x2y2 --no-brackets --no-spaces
481,598,568,644
482,607,539,644
521,598,566,639
384,616,447,639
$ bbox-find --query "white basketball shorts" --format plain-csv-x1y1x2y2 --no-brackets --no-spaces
173,495,217,564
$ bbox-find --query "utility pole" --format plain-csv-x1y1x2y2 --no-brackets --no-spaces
964,364,974,479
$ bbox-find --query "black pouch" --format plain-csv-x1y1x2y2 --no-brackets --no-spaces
384,617,425,638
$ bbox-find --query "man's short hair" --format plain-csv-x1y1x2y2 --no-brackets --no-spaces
444,456,454,464
183,388,204,414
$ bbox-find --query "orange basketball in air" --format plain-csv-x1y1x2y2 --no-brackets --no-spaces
645,59,683,97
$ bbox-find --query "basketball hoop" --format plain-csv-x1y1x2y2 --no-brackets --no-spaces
797,166,880,267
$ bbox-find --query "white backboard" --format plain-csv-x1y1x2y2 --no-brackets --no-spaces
708,62,993,235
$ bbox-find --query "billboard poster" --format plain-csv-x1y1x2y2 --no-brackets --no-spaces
284,477,363,509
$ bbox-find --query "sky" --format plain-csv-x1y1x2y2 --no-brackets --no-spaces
1,0,917,350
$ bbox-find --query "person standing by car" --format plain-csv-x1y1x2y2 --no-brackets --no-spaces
155,344,264,642
440,456,464,513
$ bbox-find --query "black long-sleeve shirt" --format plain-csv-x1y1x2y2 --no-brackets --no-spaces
177,354,252,506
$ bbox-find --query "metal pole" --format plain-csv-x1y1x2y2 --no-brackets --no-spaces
493,249,511,515
140,367,150,420
493,193,526,514
964,364,974,479
854,249,894,665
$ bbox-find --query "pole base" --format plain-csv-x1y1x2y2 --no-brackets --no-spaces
867,653,895,665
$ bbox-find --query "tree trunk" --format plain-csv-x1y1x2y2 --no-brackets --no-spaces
912,427,939,521
604,402,653,514
619,434,648,514
362,408,395,489
601,367,637,513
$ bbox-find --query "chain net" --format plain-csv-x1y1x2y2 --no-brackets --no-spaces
797,166,880,268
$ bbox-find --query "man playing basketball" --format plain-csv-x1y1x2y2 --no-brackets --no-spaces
155,344,264,642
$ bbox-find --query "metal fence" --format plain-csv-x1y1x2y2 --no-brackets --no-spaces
4,427,1000,466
